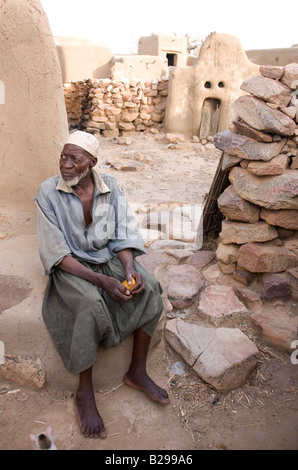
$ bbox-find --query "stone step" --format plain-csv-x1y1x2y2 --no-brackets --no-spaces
165,318,259,394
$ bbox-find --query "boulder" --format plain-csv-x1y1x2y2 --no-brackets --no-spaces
166,264,205,309
165,318,259,393
218,185,260,223
219,220,278,245
229,167,298,210
232,96,296,136
237,242,298,273
197,285,248,326
259,65,284,80
280,63,298,90
252,310,297,352
230,117,273,143
260,273,291,300
216,243,239,265
187,250,216,270
214,130,286,161
240,76,292,107
0,354,45,389
242,154,290,176
260,208,298,230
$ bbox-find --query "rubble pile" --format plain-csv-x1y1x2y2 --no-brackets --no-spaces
213,63,298,301
63,78,168,137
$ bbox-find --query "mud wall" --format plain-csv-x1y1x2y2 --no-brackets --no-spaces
0,0,68,207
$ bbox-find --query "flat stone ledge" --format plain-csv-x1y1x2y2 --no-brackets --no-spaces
165,318,259,393
197,285,248,326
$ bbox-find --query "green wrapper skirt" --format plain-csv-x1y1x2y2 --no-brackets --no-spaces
42,257,163,374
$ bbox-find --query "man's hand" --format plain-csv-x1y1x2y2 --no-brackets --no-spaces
117,248,146,296
99,276,133,302
124,268,145,295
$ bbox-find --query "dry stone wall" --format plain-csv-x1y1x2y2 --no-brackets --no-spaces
64,78,168,137
213,63,298,301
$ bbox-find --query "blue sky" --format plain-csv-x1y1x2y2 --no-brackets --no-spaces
40,0,298,55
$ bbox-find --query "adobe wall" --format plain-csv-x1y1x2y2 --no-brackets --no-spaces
0,0,69,207
164,33,260,139
246,47,298,66
112,55,168,82
138,34,188,67
56,37,115,82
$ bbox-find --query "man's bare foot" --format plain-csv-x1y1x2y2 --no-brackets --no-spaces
123,371,170,404
74,387,107,438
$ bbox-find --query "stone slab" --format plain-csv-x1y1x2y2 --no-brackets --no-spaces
197,285,248,326
165,318,259,393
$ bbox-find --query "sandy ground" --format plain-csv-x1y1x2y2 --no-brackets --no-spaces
0,132,298,452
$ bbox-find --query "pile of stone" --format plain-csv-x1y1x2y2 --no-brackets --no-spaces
163,65,298,394
63,78,168,137
213,63,298,301
63,80,87,129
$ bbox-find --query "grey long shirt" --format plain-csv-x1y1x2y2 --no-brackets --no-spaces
35,169,145,275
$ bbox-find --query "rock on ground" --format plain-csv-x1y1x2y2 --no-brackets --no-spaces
0,354,46,389
165,318,259,393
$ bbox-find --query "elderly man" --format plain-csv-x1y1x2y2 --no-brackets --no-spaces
35,130,169,439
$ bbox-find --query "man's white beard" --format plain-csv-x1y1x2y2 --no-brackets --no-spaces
62,166,89,187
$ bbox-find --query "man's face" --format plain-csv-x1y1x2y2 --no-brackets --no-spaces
60,144,95,186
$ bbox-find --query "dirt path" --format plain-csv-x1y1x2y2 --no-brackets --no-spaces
0,133,297,451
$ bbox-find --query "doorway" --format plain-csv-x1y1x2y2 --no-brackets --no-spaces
199,98,221,139
166,53,177,67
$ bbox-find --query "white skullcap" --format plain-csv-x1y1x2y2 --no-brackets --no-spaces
65,130,99,158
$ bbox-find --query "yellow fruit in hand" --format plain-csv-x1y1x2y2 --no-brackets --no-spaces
122,277,136,290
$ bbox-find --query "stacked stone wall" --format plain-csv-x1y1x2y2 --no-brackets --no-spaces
63,78,168,137
213,63,298,302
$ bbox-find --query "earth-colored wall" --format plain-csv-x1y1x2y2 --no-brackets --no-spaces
164,33,260,139
138,34,188,67
112,55,168,82
56,37,115,82
246,47,298,66
0,0,69,207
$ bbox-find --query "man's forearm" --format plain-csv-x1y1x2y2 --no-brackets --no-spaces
116,248,134,270
57,255,105,286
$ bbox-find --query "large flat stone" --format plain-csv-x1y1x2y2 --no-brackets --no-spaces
232,95,296,136
229,167,298,210
242,154,290,176
240,76,292,107
197,285,248,326
214,130,286,161
251,310,298,352
230,117,273,143
219,220,278,245
165,318,259,393
260,208,298,231
187,250,216,270
237,242,298,273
